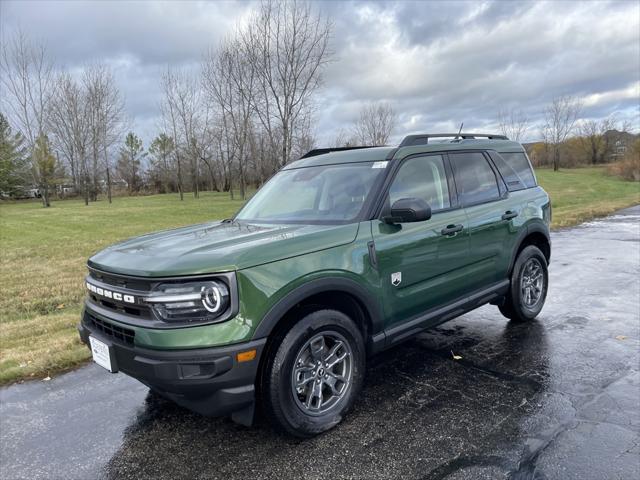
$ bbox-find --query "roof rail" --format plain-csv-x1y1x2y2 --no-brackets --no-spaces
300,146,377,159
399,133,508,147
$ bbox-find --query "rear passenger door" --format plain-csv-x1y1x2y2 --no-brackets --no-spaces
448,151,515,291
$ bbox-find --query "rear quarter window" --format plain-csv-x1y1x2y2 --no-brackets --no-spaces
490,152,537,190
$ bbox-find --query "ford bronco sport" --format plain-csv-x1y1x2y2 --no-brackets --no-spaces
79,132,551,437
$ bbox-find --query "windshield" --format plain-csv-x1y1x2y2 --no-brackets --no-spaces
235,162,387,224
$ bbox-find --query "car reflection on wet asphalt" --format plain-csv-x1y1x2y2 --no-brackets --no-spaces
1,207,639,480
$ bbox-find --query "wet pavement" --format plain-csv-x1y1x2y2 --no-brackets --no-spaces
1,206,639,480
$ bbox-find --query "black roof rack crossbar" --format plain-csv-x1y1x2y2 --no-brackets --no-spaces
300,146,376,159
399,133,508,147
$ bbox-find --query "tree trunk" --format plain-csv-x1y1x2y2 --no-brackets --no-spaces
41,186,50,207
553,147,560,172
106,166,112,204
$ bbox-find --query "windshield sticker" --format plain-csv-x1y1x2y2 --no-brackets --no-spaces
372,161,388,169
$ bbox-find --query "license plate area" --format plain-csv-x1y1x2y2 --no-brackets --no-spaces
89,336,115,372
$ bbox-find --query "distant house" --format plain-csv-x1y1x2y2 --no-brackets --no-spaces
604,130,637,162
57,184,76,197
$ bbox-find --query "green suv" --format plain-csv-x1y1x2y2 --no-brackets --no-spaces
78,133,551,437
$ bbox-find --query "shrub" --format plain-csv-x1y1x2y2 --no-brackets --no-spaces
608,140,640,181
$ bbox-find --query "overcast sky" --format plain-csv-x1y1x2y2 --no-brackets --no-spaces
1,0,639,147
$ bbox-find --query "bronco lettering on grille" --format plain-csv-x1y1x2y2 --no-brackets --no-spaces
86,282,135,304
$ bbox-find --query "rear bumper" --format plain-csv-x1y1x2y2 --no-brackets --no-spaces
78,311,266,421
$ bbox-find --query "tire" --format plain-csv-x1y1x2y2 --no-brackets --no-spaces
499,245,549,322
263,309,365,438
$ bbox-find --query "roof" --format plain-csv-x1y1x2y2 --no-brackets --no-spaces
290,138,526,169
284,146,396,169
396,138,525,157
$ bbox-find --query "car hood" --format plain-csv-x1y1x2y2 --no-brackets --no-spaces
88,220,360,277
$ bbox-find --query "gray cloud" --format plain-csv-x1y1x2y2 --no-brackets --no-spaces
2,0,638,147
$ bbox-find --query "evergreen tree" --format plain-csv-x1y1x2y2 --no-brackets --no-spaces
0,113,29,197
117,132,145,193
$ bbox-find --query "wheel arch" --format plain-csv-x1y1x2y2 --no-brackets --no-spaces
509,222,551,274
252,277,383,344
253,277,383,400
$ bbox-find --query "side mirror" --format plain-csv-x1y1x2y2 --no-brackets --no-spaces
384,198,432,224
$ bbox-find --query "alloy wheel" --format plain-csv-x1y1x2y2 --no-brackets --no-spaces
291,332,353,416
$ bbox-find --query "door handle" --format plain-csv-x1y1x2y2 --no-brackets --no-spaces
441,224,463,236
502,210,518,221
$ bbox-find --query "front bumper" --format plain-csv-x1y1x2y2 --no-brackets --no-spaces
78,311,266,423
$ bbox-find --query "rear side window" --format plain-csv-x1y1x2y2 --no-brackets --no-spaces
449,152,500,206
491,152,537,190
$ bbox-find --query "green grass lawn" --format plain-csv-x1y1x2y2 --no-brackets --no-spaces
0,192,247,384
536,167,640,228
0,167,638,385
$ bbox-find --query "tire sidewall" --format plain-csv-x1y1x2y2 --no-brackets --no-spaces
267,309,365,437
510,245,548,320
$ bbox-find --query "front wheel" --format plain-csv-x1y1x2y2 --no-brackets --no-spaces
499,245,549,322
262,309,365,438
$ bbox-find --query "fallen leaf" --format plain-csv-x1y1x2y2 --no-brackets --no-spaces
56,303,65,309
451,350,462,360
615,335,627,341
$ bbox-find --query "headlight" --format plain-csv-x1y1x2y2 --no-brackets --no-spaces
145,280,230,323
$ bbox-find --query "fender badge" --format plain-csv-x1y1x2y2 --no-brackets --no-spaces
391,272,402,287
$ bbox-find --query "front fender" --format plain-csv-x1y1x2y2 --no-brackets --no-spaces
251,274,384,340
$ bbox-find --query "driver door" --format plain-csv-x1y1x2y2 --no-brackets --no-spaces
371,154,470,327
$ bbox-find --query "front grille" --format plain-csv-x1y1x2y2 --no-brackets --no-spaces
87,313,135,345
87,268,153,320
88,293,151,318
89,269,152,291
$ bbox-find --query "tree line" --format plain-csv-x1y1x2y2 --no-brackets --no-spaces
497,97,637,172
1,1,341,205
2,1,637,206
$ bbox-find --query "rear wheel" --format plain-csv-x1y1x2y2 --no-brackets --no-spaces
499,245,548,322
263,309,365,438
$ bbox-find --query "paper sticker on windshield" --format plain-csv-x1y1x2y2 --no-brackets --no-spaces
372,161,388,169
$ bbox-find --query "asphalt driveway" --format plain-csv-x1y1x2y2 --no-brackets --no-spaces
1,206,639,480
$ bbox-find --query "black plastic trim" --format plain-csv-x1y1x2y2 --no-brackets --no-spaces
300,146,376,158
251,277,384,341
507,222,552,273
399,133,508,147
382,280,510,349
78,318,266,418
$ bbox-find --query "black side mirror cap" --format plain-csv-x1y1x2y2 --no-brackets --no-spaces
383,198,432,224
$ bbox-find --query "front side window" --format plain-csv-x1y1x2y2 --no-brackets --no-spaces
449,152,500,206
388,154,451,212
235,162,385,224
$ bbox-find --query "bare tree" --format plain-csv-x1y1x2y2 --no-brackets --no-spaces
0,31,55,206
160,68,186,200
84,64,125,203
497,108,530,142
245,0,332,167
353,102,397,146
578,117,617,165
161,68,206,198
542,96,583,171
48,72,91,204
203,35,258,199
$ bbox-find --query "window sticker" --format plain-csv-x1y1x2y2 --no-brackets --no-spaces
372,161,388,169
